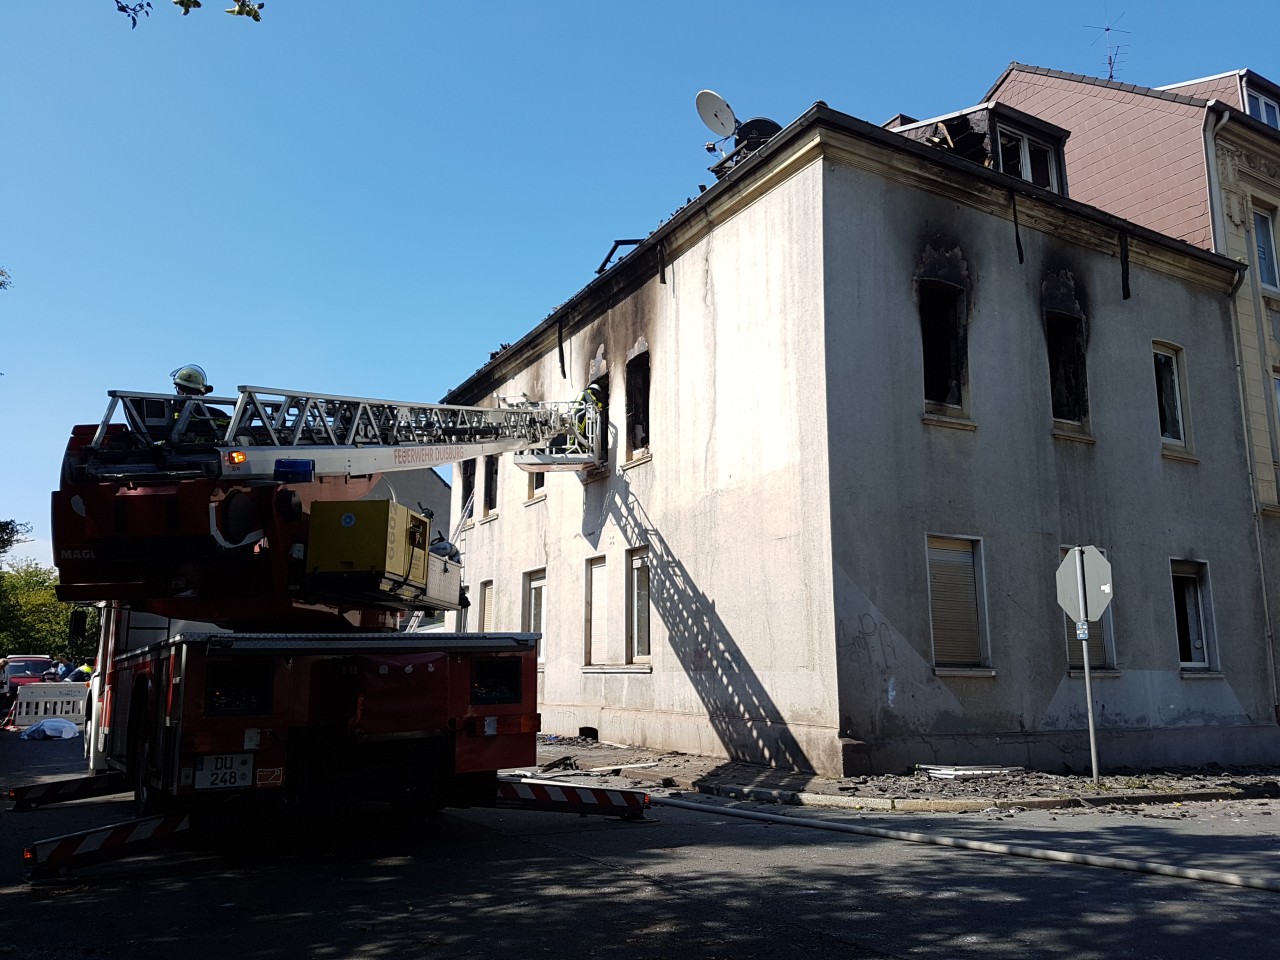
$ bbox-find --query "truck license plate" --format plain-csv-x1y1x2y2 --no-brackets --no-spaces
195,753,253,789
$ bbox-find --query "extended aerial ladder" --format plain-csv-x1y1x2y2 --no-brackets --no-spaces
53,384,604,622
73,384,603,484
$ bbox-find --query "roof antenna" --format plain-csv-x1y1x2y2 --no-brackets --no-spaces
1084,9,1131,81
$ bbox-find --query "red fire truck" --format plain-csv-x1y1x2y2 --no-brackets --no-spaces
48,383,601,818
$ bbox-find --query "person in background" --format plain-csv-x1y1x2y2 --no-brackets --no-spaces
67,660,93,684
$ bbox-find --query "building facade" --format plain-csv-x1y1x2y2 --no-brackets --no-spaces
443,103,1275,775
977,64,1280,740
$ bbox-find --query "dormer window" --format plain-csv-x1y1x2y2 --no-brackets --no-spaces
1246,90,1279,129
997,126,1060,193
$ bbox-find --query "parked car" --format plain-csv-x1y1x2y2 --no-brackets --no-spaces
2,655,54,708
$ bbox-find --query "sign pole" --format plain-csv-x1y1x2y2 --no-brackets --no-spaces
1075,547,1100,785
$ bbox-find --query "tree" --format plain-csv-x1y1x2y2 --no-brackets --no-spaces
0,524,97,661
0,267,10,291
113,1,265,26
0,519,32,560
0,560,70,657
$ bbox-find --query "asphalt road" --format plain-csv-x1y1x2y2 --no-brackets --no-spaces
3,732,1279,960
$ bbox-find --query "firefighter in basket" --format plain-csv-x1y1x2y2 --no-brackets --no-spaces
570,380,604,454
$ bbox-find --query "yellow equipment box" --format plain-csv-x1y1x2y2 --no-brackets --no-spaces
306,500,461,610
308,500,427,585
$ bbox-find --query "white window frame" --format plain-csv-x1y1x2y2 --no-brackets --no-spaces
1246,90,1280,130
1274,375,1280,429
627,547,651,661
996,125,1060,193
1059,546,1115,671
1153,343,1187,447
526,468,545,502
523,569,547,661
585,557,608,666
1170,560,1214,670
478,579,495,632
1255,209,1279,290
926,534,990,670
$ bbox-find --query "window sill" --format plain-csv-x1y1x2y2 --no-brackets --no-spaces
621,452,652,471
1161,446,1199,465
479,513,499,525
1067,669,1118,678
933,667,996,678
1180,669,1224,679
1052,426,1095,444
580,663,653,674
922,413,976,432
524,494,547,507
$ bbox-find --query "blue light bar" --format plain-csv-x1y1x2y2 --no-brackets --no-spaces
274,459,315,483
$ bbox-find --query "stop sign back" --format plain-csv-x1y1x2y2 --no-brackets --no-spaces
1056,546,1113,622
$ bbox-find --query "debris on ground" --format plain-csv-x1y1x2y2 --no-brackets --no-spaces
539,755,580,772
535,733,1280,807
917,764,1024,780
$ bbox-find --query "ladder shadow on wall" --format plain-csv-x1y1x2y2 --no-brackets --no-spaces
598,476,813,774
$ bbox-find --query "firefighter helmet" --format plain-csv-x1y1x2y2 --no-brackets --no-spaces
171,364,213,396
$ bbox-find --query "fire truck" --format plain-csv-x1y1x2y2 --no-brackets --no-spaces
45,383,603,819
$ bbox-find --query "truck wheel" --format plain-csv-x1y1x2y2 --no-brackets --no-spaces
133,737,165,817
129,696,165,819
82,696,93,762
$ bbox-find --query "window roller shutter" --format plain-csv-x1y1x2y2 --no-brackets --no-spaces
588,559,607,665
928,538,980,666
481,581,494,632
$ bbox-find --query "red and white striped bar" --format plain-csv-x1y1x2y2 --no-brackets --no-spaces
495,777,650,819
24,813,191,879
9,773,129,812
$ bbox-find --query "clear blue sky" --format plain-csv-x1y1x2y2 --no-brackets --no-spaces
2,1,1275,567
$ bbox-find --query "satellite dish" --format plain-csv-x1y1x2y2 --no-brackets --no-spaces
734,117,782,152
696,89,738,138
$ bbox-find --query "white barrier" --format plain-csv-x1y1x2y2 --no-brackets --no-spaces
9,682,90,729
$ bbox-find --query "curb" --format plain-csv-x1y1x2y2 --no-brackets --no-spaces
671,776,1247,812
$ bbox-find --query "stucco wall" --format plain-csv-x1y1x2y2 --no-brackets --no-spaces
821,158,1276,772
453,158,844,774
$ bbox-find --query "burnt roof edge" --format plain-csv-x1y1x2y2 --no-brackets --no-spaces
443,99,1244,405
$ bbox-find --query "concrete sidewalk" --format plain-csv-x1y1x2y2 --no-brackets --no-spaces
531,737,1275,813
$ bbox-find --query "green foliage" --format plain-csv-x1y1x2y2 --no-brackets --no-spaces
0,559,97,662
0,519,32,559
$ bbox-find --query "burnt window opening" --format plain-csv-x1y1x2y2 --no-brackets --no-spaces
625,351,650,458
918,280,967,410
1045,311,1089,423
460,459,476,520
483,454,499,516
528,469,545,499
